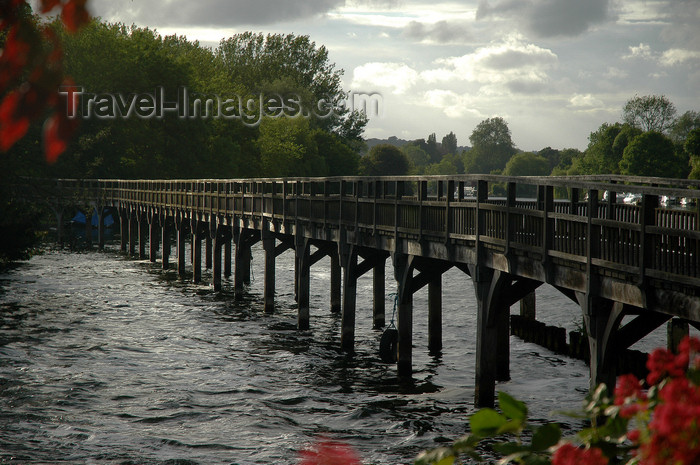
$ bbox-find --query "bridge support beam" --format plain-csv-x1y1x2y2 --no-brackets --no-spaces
341,245,359,353
138,212,147,259
192,220,203,284
262,232,275,313
212,223,225,291
331,252,341,314
668,318,690,353
128,210,137,257
148,213,159,262
428,277,442,354
175,216,187,278
205,235,212,270
161,215,171,270
224,235,232,278
470,266,512,407
373,257,386,328
119,209,128,253
234,228,257,297
520,292,536,319
296,237,311,329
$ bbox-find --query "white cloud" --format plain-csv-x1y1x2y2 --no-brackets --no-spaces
660,48,700,66
624,43,653,60
351,62,419,94
421,35,558,93
569,94,603,108
423,89,484,118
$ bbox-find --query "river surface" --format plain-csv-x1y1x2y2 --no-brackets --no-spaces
0,241,683,464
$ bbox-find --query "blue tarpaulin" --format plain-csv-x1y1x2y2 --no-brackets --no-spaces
71,209,114,227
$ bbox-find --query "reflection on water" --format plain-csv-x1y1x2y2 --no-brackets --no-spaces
2,242,678,464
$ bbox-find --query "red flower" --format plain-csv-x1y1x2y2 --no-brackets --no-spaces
615,374,644,405
299,438,362,465
646,348,686,385
552,443,608,465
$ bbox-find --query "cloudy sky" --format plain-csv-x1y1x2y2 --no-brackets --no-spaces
85,0,699,151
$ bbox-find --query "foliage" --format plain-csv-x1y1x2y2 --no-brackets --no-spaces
620,131,686,178
464,117,517,174
570,123,624,175
414,336,700,465
442,131,458,155
424,158,459,175
670,111,700,145
1,0,89,162
359,144,410,176
0,193,42,262
622,95,677,134
503,153,550,177
403,144,431,169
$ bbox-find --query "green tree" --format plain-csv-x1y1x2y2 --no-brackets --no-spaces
424,158,458,175
257,117,325,177
503,152,550,176
359,144,410,176
464,117,516,174
671,111,700,145
619,131,685,178
442,131,458,155
685,129,700,179
569,123,623,174
402,144,431,168
426,132,440,163
622,95,677,133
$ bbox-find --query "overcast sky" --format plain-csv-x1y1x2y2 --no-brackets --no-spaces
86,0,699,151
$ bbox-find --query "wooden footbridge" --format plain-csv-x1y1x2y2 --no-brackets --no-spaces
19,175,700,407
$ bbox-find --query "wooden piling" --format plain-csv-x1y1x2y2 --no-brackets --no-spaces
373,257,386,328
213,226,222,291
263,235,275,313
330,252,341,314
428,277,442,354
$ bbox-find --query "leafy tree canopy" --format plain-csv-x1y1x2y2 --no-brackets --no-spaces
622,94,677,133
464,117,516,174
360,144,409,176
619,131,685,178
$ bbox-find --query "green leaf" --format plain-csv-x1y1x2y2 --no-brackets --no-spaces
531,423,561,451
498,391,528,423
470,408,508,437
497,419,524,435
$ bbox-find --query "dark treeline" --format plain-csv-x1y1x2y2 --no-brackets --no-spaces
4,19,367,180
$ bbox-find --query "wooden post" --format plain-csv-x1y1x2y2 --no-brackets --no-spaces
373,256,386,328
212,225,222,291
162,216,170,270
428,276,442,354
394,253,414,378
234,229,253,295
667,318,689,353
263,232,275,313
471,266,511,408
224,235,232,278
129,211,137,257
193,222,202,284
341,246,358,352
296,237,310,329
520,292,536,319
176,218,186,278
205,234,213,270
330,252,341,313
138,213,147,259
120,209,128,253
149,216,159,262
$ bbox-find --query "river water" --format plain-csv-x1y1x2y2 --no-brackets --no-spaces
0,240,682,464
